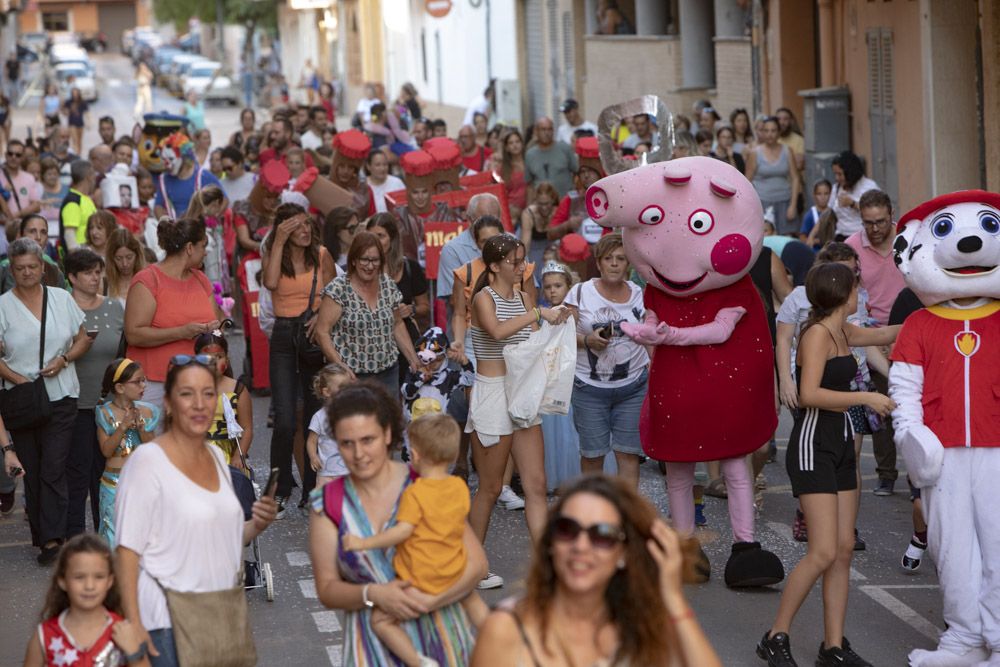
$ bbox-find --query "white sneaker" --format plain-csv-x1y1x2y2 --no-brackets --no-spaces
497,485,525,510
418,656,440,667
477,571,504,589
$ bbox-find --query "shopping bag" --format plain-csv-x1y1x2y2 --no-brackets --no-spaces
504,318,576,427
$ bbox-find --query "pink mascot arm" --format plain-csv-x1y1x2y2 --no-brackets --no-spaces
621,306,746,346
889,362,944,487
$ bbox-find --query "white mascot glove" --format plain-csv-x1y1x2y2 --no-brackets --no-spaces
889,362,944,487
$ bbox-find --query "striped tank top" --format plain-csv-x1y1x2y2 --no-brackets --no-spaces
470,287,532,361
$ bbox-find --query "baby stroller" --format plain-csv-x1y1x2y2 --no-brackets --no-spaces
224,400,275,601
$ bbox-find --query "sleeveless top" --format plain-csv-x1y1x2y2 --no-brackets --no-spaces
471,287,532,361
752,145,792,202
96,400,161,460
524,207,549,241
39,608,125,667
795,327,858,417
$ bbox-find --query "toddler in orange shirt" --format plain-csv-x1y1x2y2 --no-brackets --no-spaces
342,413,488,667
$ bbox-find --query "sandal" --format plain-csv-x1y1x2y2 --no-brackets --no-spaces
705,477,728,499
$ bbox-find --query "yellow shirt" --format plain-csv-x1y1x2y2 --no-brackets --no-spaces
393,476,469,594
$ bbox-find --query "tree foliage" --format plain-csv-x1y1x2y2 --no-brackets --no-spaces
152,0,277,34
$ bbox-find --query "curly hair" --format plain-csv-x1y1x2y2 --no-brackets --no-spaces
520,476,675,665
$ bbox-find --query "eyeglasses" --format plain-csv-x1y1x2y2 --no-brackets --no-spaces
862,218,893,228
357,257,381,266
504,257,527,267
169,354,215,369
551,516,626,550
344,224,359,234
6,151,22,157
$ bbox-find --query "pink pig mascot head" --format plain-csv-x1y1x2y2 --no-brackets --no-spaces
586,155,764,296
585,152,783,590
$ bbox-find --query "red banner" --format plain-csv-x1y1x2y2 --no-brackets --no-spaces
424,221,469,279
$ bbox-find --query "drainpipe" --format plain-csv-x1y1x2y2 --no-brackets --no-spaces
817,0,835,86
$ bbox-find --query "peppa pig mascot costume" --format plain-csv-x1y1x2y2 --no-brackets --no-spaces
587,148,784,588
889,190,1000,667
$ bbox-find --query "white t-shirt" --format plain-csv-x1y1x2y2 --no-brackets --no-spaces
564,279,649,388
308,408,347,477
115,443,244,631
776,285,871,376
222,172,256,205
557,121,598,145
300,130,323,151
832,176,880,237
0,286,85,401
367,175,405,213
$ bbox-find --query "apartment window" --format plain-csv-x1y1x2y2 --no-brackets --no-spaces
42,11,69,32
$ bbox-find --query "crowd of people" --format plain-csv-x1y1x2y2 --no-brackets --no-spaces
0,61,932,667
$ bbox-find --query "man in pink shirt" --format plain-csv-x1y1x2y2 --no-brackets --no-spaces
0,139,41,217
846,188,906,496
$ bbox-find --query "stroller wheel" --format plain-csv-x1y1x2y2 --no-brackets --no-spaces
263,562,275,601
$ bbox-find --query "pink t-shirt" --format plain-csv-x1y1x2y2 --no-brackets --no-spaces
0,168,40,215
845,231,906,325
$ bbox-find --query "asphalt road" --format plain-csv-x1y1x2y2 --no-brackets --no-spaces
0,52,944,667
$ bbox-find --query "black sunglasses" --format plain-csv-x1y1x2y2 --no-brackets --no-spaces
551,516,626,550
169,354,215,369
7,151,22,157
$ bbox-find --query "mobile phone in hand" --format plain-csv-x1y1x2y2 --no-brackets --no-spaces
87,329,99,339
598,324,613,340
9,466,22,477
264,467,280,497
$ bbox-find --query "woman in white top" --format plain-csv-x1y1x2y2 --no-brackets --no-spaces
115,356,277,665
365,150,405,214
830,151,879,239
563,234,649,489
0,238,93,565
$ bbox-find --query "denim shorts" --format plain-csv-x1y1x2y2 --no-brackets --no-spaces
571,369,648,458
148,628,179,667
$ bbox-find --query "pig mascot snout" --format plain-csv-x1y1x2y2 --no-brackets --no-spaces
588,155,784,588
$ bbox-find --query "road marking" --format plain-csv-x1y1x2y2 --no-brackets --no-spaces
858,585,941,641
326,645,342,666
298,578,317,599
0,540,32,549
107,79,122,87
286,550,311,567
312,610,342,633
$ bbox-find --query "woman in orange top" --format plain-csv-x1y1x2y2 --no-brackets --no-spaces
124,218,223,408
262,202,336,516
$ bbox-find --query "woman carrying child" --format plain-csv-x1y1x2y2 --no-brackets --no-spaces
23,533,151,666
95,359,159,547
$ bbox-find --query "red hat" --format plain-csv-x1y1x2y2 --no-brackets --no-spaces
559,233,591,263
424,138,462,170
401,150,435,177
332,130,372,161
259,160,290,194
575,136,605,178
897,189,1000,232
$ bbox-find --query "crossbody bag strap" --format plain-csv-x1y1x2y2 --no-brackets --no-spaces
38,286,47,370
2,166,21,210
305,264,319,315
158,173,174,220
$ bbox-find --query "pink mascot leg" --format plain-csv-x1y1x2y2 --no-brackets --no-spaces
721,457,754,543
664,462,697,535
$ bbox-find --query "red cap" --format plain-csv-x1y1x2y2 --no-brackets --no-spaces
400,150,436,177
897,189,1000,232
575,136,599,160
332,129,372,160
259,161,290,194
559,233,591,263
424,137,462,170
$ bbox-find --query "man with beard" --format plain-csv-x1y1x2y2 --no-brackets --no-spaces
458,125,491,173
98,116,116,147
0,139,41,217
395,149,458,264
259,117,315,169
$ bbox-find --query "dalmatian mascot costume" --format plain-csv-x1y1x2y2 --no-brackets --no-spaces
889,190,1000,667
587,97,784,588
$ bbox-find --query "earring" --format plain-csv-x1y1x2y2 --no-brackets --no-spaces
616,558,626,570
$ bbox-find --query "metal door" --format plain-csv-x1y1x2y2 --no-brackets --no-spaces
866,28,899,209
97,3,137,53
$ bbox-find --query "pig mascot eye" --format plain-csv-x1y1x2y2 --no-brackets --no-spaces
980,211,1000,235
932,215,954,239
639,205,665,226
688,209,714,235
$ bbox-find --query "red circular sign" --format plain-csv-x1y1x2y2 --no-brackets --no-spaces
425,0,452,18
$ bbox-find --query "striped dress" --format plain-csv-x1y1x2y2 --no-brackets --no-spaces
332,473,475,665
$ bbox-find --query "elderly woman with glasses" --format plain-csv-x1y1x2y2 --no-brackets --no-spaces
115,354,277,665
315,231,420,396
0,238,94,565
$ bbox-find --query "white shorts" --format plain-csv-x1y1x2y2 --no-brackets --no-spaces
464,374,540,447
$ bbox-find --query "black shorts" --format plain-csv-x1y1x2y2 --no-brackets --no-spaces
786,408,857,497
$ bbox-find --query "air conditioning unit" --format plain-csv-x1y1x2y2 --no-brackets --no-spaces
495,79,522,128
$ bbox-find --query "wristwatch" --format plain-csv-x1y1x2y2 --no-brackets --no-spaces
123,641,148,664
1,444,13,454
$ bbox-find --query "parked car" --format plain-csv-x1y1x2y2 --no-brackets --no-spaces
167,54,208,96
177,32,201,54
80,32,108,53
54,62,98,102
183,61,239,105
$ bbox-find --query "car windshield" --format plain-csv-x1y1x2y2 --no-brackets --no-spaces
189,66,219,77
56,67,87,81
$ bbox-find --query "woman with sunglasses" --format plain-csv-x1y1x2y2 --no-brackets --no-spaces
310,381,485,665
115,355,277,665
262,202,336,518
466,233,569,589
322,206,360,271
473,475,721,667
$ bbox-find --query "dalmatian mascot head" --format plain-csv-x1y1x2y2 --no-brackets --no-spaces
894,189,1000,305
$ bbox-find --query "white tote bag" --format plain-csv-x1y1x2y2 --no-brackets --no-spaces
504,318,576,427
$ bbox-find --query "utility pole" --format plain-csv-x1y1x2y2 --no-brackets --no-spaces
216,0,226,64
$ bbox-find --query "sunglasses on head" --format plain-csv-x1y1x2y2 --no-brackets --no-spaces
551,516,626,550
169,354,215,369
